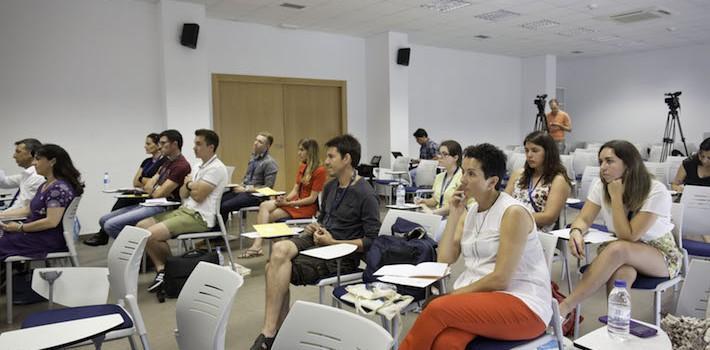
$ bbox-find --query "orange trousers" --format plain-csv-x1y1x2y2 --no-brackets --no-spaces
399,292,546,350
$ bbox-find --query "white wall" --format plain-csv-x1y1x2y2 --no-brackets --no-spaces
0,0,164,232
521,55,557,139
408,45,523,155
205,19,368,156
558,44,710,150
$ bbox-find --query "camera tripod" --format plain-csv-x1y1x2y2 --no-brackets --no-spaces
660,107,688,162
534,110,549,133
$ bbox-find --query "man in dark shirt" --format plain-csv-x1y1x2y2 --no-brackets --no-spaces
95,129,191,239
220,132,279,222
250,134,380,350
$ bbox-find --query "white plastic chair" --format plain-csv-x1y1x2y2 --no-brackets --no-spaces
4,196,81,324
649,145,663,162
414,159,438,188
22,226,151,349
174,262,244,350
675,259,710,318
272,300,393,350
572,151,598,181
225,166,235,184
511,153,526,174
312,210,442,304
644,161,670,188
663,156,685,186
559,154,575,183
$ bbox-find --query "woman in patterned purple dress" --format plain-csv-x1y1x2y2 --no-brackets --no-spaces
0,144,84,260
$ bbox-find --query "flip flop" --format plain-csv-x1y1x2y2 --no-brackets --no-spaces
238,248,263,259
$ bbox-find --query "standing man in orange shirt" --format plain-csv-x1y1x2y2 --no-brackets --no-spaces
546,98,572,154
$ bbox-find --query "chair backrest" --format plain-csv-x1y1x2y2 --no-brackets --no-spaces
559,154,575,181
649,145,663,162
107,226,151,303
680,185,710,236
392,156,410,172
664,156,685,183
537,233,558,270
32,267,110,307
644,162,670,188
675,259,710,318
61,196,82,266
415,159,438,187
511,153,526,174
225,166,235,184
578,166,600,200
669,203,688,275
175,262,244,350
572,152,598,178
272,301,393,350
379,209,443,239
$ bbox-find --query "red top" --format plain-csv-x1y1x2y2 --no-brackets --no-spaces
282,164,327,218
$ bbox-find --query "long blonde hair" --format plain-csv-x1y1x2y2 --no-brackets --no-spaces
299,138,320,185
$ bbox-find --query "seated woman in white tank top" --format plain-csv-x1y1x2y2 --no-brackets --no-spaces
560,140,683,318
505,131,571,232
400,143,551,350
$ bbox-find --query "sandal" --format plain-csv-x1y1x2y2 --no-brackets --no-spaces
238,248,263,259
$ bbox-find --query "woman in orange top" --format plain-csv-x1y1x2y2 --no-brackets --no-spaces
239,138,327,258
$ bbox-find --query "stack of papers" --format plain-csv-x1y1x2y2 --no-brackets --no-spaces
252,187,286,197
374,262,448,278
549,228,617,244
253,223,296,238
140,198,180,207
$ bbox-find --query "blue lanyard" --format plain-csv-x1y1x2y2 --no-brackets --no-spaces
527,176,543,212
439,167,459,207
324,172,356,227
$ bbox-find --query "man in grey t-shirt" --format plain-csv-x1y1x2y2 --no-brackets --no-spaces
219,132,278,222
249,134,380,350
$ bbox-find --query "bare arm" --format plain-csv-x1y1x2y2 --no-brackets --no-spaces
437,189,467,264
451,206,533,294
132,167,144,188
671,165,686,192
151,179,179,198
1,207,65,232
533,175,571,228
0,205,31,219
185,179,216,203
569,201,601,258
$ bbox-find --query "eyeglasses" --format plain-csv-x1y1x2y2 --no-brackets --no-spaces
439,152,451,158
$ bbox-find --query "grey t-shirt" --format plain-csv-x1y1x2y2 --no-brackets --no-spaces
317,177,381,253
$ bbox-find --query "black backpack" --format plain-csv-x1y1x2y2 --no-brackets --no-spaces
363,218,437,300
163,249,219,298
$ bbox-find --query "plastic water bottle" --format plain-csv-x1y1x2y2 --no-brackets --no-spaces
608,279,631,340
216,247,225,267
103,172,110,191
396,183,405,207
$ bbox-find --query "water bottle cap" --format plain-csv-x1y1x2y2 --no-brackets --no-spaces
613,279,626,288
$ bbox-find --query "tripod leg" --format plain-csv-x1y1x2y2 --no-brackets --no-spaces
673,112,689,156
661,112,674,162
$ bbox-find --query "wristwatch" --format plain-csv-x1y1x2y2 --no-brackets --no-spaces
186,181,193,190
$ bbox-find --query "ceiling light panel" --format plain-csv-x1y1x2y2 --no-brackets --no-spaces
521,19,560,30
556,27,597,37
474,9,521,22
420,0,472,13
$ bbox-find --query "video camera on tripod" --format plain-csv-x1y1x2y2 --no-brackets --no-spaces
533,94,548,132
664,91,681,111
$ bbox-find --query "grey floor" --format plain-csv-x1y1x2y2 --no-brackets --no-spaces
0,205,670,349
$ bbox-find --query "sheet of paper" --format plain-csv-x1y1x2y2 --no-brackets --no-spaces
374,262,447,278
377,276,438,288
253,223,293,238
254,187,286,196
549,228,617,244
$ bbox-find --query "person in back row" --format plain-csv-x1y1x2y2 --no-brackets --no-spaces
96,129,191,239
505,131,571,232
546,98,572,154
400,143,551,350
250,134,380,350
560,140,682,318
0,144,84,260
140,129,228,292
220,132,278,222
415,140,463,217
672,137,710,192
0,138,44,216
239,138,326,259
84,133,166,246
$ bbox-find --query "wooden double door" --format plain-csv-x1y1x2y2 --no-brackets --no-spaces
212,74,347,191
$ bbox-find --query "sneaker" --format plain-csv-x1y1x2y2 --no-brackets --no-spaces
147,271,165,293
83,231,109,246
250,334,275,350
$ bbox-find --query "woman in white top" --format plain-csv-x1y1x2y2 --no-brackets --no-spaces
505,131,571,232
560,140,683,318
400,143,551,350
414,140,463,216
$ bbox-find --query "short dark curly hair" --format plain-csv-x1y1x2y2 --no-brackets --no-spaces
463,143,507,190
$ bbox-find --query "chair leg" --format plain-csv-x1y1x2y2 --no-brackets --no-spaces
139,333,151,350
654,291,661,327
6,261,13,324
221,234,236,272
392,316,400,350
127,335,137,350
318,285,324,304
574,303,581,339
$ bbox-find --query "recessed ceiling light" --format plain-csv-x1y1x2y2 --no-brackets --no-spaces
666,26,677,32
571,50,584,54
591,35,621,42
474,34,491,39
280,3,306,10
474,9,521,22
587,4,598,10
521,19,560,30
421,0,472,13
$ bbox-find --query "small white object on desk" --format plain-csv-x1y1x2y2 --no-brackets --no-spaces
251,191,286,197
241,227,303,239
566,198,583,205
385,170,408,175
385,203,421,210
300,243,358,260
374,262,448,278
550,228,617,245
140,198,180,207
0,314,123,350
573,320,672,350
376,276,440,288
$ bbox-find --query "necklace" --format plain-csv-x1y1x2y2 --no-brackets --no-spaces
474,192,501,235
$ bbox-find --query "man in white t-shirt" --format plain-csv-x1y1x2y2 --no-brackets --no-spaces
0,139,45,216
138,129,228,292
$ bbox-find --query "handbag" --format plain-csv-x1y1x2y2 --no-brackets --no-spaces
163,249,219,298
341,283,414,321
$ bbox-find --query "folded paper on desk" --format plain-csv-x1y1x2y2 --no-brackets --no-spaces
377,276,439,288
550,228,616,244
145,198,169,204
253,223,292,237
254,187,285,196
374,262,448,278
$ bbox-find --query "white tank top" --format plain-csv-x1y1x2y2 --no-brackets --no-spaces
453,192,552,325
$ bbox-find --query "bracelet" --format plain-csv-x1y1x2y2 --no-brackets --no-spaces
570,227,583,236
186,181,192,191
18,222,24,232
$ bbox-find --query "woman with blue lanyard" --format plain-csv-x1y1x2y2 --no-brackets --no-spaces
505,131,571,232
415,140,464,216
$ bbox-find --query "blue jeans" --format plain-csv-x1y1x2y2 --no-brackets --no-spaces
99,204,166,238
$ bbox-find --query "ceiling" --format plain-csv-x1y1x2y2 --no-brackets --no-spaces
178,0,710,57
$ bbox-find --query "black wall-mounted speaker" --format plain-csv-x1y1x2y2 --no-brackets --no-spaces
180,23,200,49
397,48,411,66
